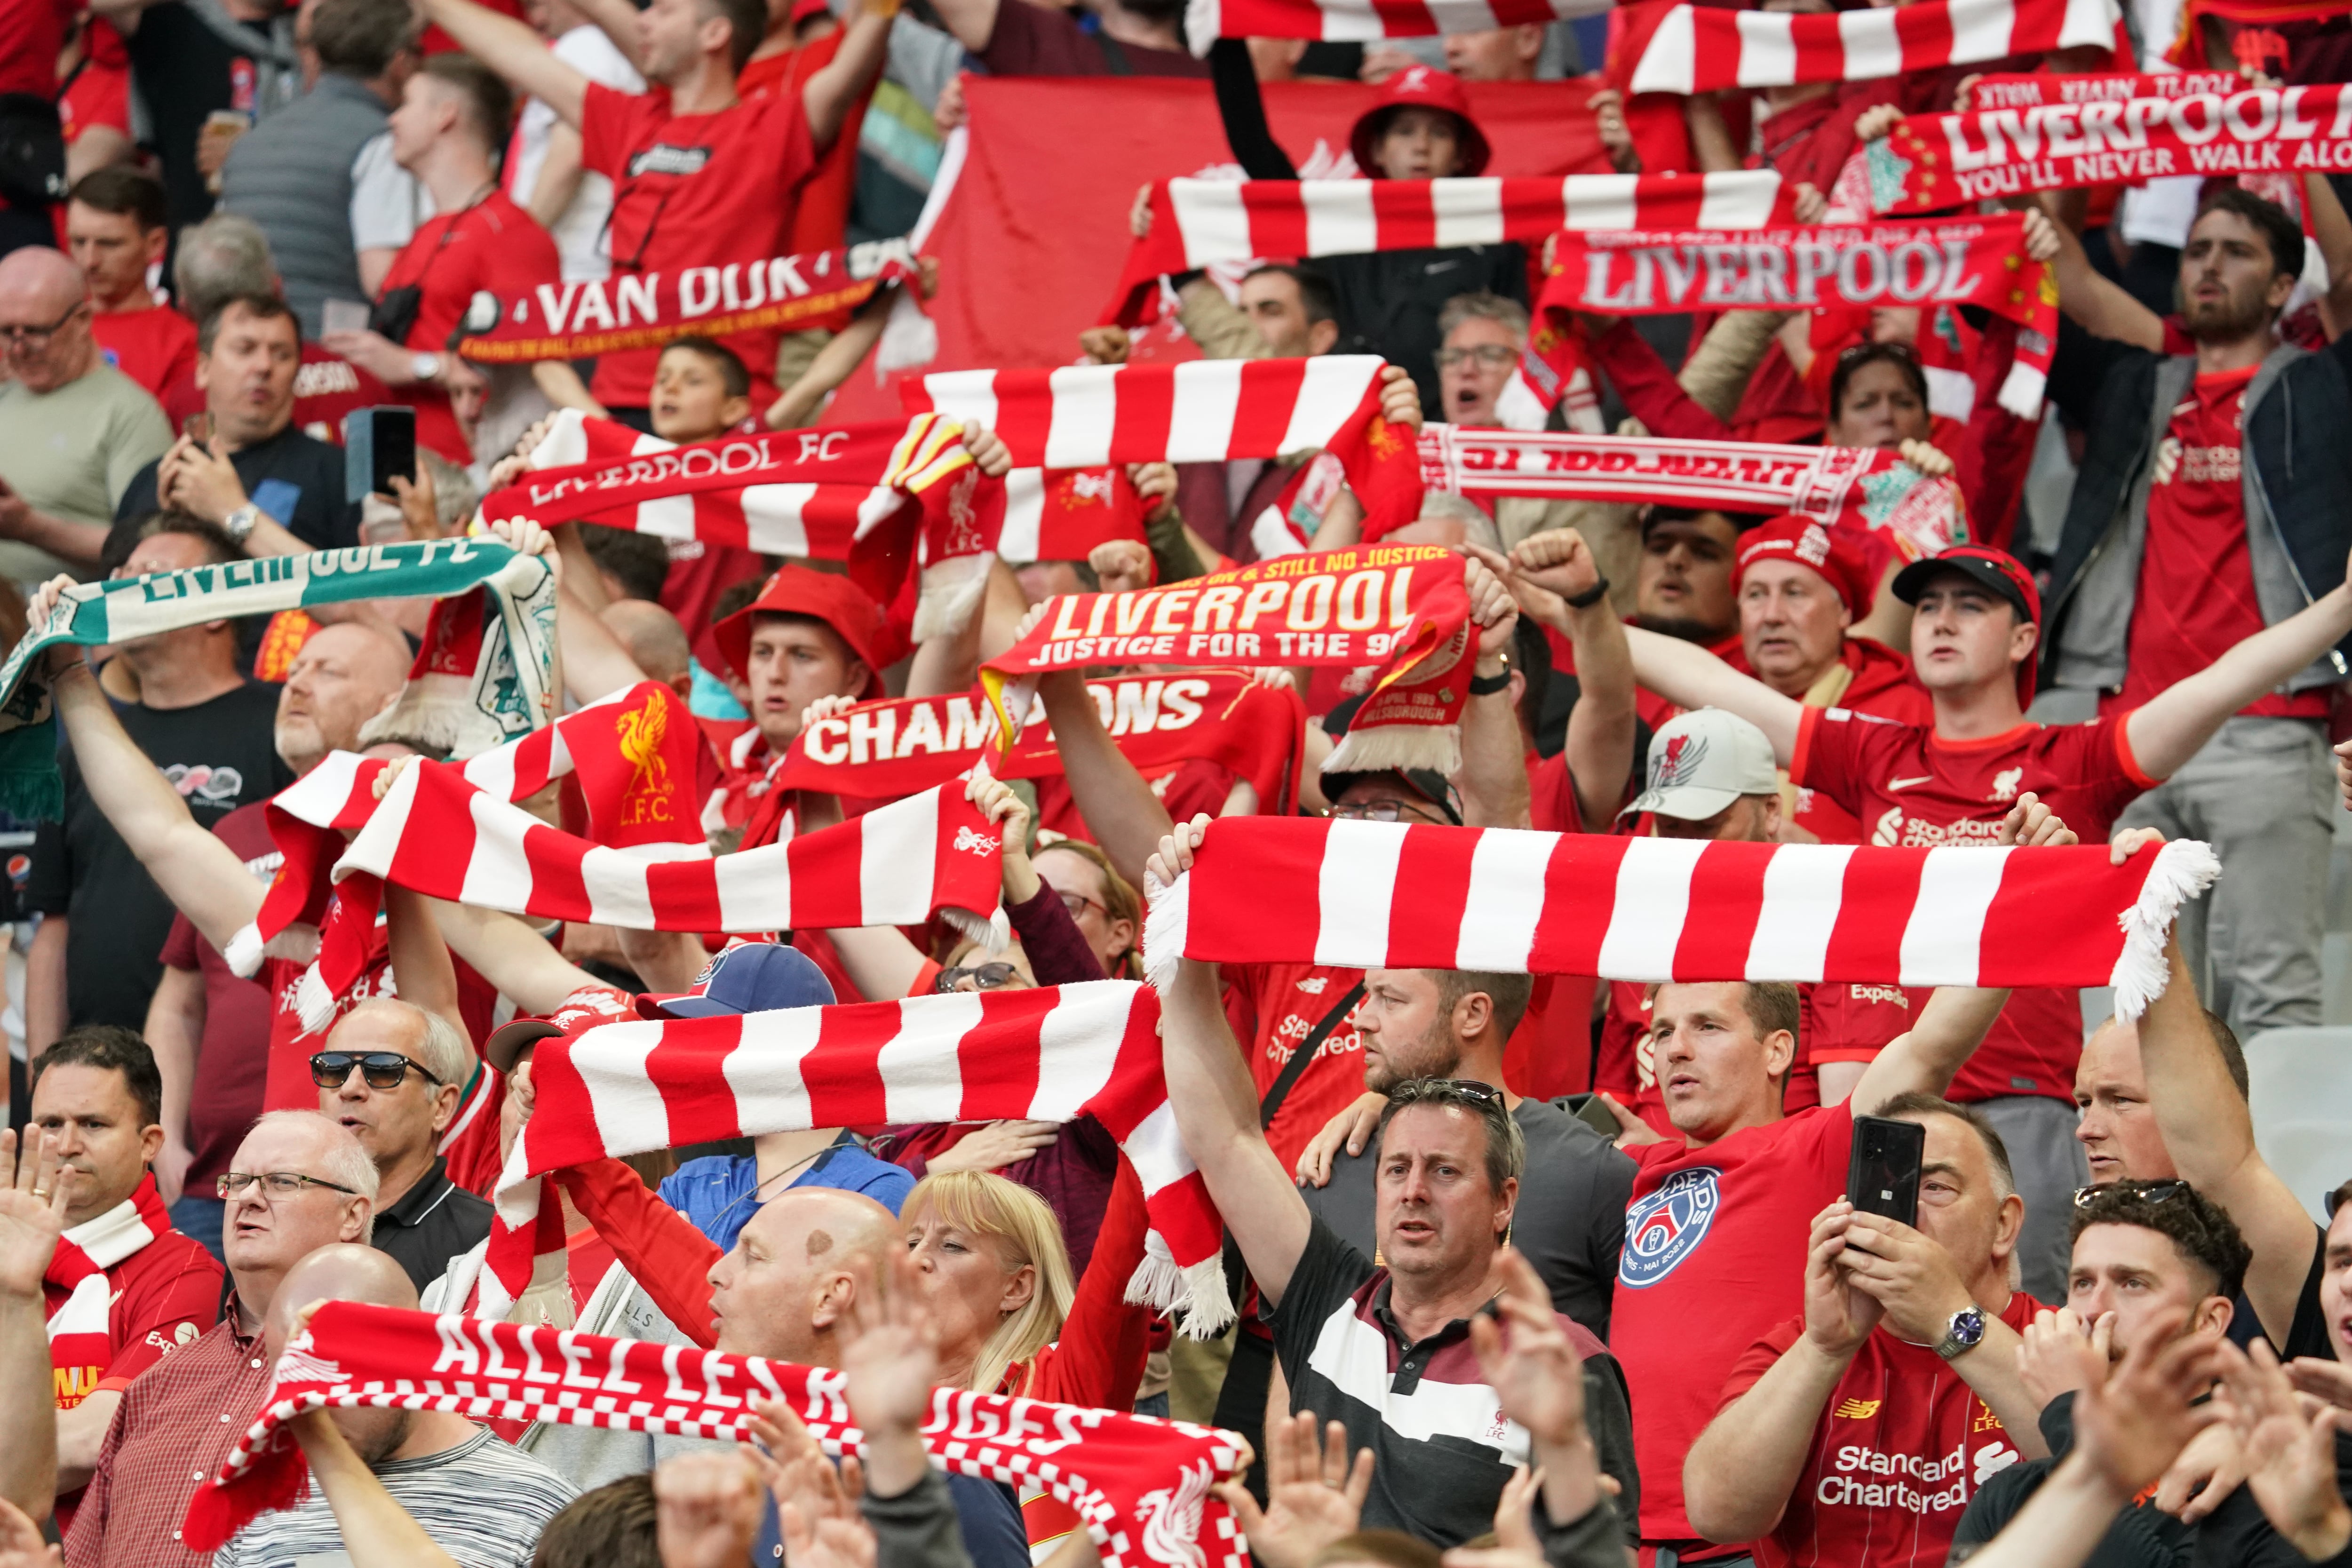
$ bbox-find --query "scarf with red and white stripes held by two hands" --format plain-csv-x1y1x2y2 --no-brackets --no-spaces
183,1299,1249,1567
478,980,1229,1331
1143,818,2221,1019
1608,0,2122,96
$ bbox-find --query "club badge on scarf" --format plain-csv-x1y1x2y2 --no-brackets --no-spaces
910,466,1152,645
454,238,922,363
482,981,1231,1331
0,540,548,823
780,670,1306,812
1144,818,2222,1020
1862,82,2352,213
1418,424,1967,563
183,1300,1250,1568
1539,213,2057,415
1104,173,1790,326
984,545,1471,775
1607,0,2124,96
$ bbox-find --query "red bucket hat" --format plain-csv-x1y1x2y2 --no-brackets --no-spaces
1349,66,1491,179
713,565,902,700
1734,514,1876,618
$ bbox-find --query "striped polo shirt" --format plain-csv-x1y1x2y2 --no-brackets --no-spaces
1268,1218,1641,1548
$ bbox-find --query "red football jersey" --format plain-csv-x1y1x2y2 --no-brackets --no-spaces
1789,705,2158,1104
90,305,197,402
1724,1291,2043,1568
1221,961,1369,1170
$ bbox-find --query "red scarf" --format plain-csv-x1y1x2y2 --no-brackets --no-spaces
984,545,1472,777
1867,82,2352,214
184,1300,1248,1568
453,239,920,363
1539,213,2057,416
778,670,1306,812
1970,70,2242,107
47,1174,173,1404
1608,0,2124,95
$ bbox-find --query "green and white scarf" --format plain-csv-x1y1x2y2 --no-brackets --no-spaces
0,539,556,821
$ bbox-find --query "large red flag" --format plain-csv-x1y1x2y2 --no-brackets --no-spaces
821,75,1685,423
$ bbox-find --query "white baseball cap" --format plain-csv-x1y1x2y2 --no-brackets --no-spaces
1619,708,1780,822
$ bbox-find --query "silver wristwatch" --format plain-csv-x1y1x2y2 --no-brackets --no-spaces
1934,1306,1988,1361
221,504,261,545
411,351,442,385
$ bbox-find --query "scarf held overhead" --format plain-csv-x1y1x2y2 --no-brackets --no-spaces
481,980,1230,1331
1608,0,2123,95
1540,214,2057,415
1183,0,1593,51
1864,82,2352,213
1144,819,2220,1020
1104,173,1791,326
454,239,922,363
983,545,1471,776
0,539,550,823
1418,424,1967,562
183,1299,1249,1568
1969,70,2242,106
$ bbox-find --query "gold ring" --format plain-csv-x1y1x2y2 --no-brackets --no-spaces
30,1188,48,1200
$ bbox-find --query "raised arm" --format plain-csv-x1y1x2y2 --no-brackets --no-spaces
1624,626,1803,760
1024,618,1174,891
1492,530,1634,834
1454,556,1531,830
802,3,891,151
286,1409,463,1568
382,884,477,1075
2126,564,2352,781
422,897,602,1016
1847,986,2010,1114
921,0,999,55
2018,204,2164,353
416,0,592,126
1147,819,1313,1305
2137,928,2317,1351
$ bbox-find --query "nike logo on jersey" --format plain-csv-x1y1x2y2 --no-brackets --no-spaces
1887,776,1934,791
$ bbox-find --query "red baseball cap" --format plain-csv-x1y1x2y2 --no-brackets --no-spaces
790,0,830,24
483,984,637,1075
1349,66,1491,178
1734,514,1875,618
1891,544,2042,704
713,565,901,700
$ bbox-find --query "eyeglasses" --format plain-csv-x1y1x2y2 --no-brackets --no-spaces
1435,344,1516,371
217,1171,360,1200
1056,890,1107,922
0,300,87,350
2071,1178,2190,1207
935,962,1023,993
1327,798,1447,824
310,1051,443,1091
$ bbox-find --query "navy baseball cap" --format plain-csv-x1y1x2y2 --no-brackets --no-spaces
1891,544,2042,705
635,941,836,1020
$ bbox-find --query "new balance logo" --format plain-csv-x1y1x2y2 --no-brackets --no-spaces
1833,1398,1882,1419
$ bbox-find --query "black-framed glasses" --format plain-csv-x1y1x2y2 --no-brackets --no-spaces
935,963,1022,993
2071,1178,2190,1208
310,1051,443,1091
217,1171,359,1200
0,299,87,350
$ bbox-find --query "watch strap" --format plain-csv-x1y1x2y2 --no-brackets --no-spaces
1467,665,1512,696
1565,575,1612,610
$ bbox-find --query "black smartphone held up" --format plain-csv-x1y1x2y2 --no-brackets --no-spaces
1846,1115,1926,1229
345,406,416,504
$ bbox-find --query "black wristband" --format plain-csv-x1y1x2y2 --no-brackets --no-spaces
1565,575,1612,610
1467,665,1512,696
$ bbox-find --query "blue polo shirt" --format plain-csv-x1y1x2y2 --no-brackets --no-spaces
658,1137,916,1253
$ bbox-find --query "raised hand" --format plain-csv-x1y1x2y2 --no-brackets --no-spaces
0,1495,60,1568
1507,529,1602,605
2070,1311,2223,1498
1461,553,1519,660
1377,364,1422,433
2217,1337,2352,1557
1854,103,1903,144
1210,1413,1372,1568
959,426,1013,479
1595,1091,1665,1150
0,1129,68,1301
1897,439,1956,479
1799,1201,1882,1360
1467,1249,1587,1449
1088,538,1155,597
1145,814,1213,891
654,1449,771,1568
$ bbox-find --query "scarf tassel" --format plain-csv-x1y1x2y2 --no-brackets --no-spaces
1319,721,1462,782
1127,1226,1234,1339
2109,838,2223,1021
913,553,994,645
1140,864,1187,995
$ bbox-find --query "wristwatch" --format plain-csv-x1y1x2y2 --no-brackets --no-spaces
1467,653,1512,696
1934,1306,1987,1361
410,351,443,385
221,503,261,545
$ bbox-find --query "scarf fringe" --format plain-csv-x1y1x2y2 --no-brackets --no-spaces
2109,838,2222,1021
1126,1228,1235,1338
293,963,341,1037
225,920,323,979
1141,864,1186,994
940,902,1013,956
874,286,939,375
913,553,993,645
1321,722,1461,780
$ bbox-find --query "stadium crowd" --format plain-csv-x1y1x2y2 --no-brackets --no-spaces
8,0,2352,1561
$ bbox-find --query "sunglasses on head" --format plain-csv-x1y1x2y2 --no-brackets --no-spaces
2070,1178,2190,1208
309,1051,442,1091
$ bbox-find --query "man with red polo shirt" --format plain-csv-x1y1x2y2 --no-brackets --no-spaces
419,0,890,423
1683,1094,2045,1568
1627,539,2352,1303
65,170,198,402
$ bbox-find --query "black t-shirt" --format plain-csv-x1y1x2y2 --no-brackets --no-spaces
111,422,359,556
25,677,292,1030
1324,243,1530,411
1298,1095,1634,1342
121,2,279,231
2229,1221,2338,1364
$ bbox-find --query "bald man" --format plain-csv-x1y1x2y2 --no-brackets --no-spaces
599,599,693,700
0,247,171,582
215,1244,576,1568
149,619,416,1247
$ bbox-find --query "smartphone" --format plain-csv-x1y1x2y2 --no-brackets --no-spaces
1845,1115,1926,1229
1559,1093,1621,1140
345,406,416,504
180,412,212,446
320,298,373,339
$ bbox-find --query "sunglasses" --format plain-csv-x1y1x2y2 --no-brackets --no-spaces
310,1051,443,1091
935,963,1023,993
2071,1178,2190,1207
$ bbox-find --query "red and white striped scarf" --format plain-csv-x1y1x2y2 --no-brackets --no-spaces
1416,424,1967,563
1969,69,2241,107
911,465,1152,643
1608,0,2123,96
1182,0,1583,49
480,980,1229,1329
183,1299,1248,1567
1105,173,1790,326
1144,819,2220,1020
902,358,1425,537
984,544,1471,776
47,1174,173,1397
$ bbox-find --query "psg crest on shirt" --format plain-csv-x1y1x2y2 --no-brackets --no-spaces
1619,1167,1723,1288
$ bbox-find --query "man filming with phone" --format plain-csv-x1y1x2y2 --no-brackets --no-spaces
1681,1095,2050,1567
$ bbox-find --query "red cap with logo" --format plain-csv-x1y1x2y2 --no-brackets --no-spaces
1734,514,1876,618
484,985,636,1075
713,565,902,700
1349,66,1491,178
